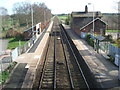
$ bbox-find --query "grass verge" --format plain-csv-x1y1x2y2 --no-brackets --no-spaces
57,15,67,20
106,30,120,32
0,62,17,84
6,38,27,49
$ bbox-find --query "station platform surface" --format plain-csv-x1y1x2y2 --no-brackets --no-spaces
63,24,120,89
2,21,53,89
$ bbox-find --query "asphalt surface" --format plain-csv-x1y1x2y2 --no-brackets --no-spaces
3,63,28,89
0,39,10,73
0,39,9,53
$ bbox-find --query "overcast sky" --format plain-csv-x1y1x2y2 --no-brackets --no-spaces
0,0,119,14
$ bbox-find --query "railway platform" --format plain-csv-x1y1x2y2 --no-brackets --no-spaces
2,17,120,89
2,21,53,89
63,24,120,89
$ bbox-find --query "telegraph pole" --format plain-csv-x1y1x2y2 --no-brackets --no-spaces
30,0,34,44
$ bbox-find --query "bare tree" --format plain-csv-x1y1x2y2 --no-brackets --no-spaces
0,7,9,31
12,2,52,28
13,2,31,27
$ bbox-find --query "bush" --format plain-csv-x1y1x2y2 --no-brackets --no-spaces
115,38,120,48
85,34,94,47
109,55,115,62
0,62,17,83
6,29,25,41
85,34,91,40
89,38,94,47
15,33,24,41
65,18,69,25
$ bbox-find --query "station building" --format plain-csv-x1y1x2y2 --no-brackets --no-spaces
71,6,107,38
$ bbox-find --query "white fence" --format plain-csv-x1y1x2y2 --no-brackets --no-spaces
11,35,37,61
11,21,51,61
11,47,19,61
99,41,120,57
108,44,120,57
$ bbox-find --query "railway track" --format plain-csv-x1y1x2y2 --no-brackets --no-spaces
60,24,90,89
33,17,90,90
39,30,55,89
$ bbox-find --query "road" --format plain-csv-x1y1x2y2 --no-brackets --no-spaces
0,39,10,73
0,39,9,54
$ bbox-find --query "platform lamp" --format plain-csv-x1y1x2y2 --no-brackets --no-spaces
88,3,95,36
88,3,96,50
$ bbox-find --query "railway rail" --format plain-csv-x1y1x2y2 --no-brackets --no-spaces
33,17,90,89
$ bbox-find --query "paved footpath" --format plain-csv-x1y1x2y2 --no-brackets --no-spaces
64,25,120,89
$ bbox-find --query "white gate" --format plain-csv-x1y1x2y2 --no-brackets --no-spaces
11,47,19,61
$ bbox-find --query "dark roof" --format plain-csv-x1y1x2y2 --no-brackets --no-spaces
73,17,93,29
80,18,107,30
71,11,102,17
72,11,86,14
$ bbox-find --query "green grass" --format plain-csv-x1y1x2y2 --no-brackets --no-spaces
112,43,118,47
6,38,27,49
106,30,120,32
0,62,17,83
112,43,120,48
57,15,67,20
0,71,10,83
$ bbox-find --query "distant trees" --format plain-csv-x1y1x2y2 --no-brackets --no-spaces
32,3,52,24
12,2,52,27
12,2,31,27
0,7,9,31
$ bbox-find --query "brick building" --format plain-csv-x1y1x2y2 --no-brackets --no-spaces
71,5,107,38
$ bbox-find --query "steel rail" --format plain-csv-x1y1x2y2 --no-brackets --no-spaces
60,30,75,89
38,33,52,89
53,30,57,89
60,25,90,90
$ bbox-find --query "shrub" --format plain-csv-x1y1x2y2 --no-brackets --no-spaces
85,34,94,47
109,55,115,62
6,29,25,41
89,38,94,47
115,38,120,48
15,33,24,41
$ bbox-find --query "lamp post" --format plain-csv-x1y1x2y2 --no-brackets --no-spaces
88,3,96,50
30,0,34,44
44,9,46,28
88,3,95,36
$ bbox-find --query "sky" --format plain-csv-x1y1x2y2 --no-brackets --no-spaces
0,0,119,14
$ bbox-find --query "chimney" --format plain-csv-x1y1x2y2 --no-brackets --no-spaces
96,12,99,18
85,5,88,13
